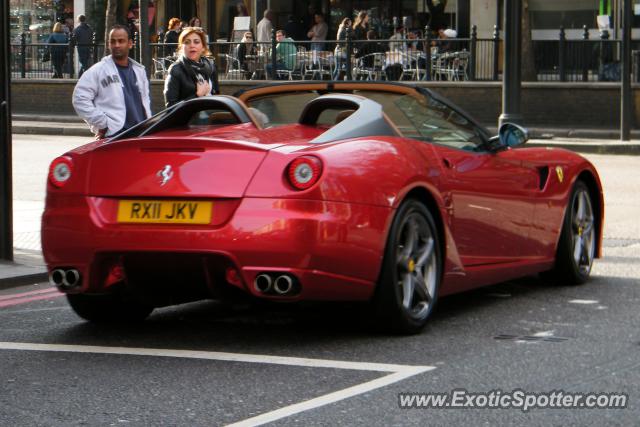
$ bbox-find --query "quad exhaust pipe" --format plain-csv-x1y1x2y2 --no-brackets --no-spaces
254,274,273,293
253,273,298,296
273,275,293,295
49,268,81,290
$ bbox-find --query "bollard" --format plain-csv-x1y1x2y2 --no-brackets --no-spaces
469,24,477,81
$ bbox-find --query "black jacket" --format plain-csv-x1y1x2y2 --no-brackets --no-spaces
73,23,93,46
236,43,256,70
163,56,220,108
163,30,180,56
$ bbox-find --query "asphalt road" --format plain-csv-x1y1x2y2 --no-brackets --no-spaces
2,135,638,425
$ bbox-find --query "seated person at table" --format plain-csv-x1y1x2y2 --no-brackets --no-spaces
354,30,385,67
407,29,426,69
407,29,424,52
434,28,458,53
265,30,297,79
388,25,407,53
236,31,257,76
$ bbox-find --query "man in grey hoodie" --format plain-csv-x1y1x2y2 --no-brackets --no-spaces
72,25,151,139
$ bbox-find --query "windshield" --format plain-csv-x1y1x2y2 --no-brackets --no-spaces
245,89,487,152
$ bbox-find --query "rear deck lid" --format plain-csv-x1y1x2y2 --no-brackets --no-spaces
87,137,272,198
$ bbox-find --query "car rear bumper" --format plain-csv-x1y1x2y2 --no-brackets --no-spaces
42,196,393,302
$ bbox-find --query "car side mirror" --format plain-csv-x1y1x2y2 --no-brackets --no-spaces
498,123,528,149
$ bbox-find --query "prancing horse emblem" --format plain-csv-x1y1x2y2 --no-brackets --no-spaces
555,165,564,183
157,165,174,186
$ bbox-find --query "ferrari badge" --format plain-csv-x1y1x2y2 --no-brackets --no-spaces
555,166,564,183
157,165,174,186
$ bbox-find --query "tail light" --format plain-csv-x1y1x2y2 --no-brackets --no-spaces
287,156,323,190
48,156,74,188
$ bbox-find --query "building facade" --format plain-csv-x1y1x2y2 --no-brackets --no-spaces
8,0,639,44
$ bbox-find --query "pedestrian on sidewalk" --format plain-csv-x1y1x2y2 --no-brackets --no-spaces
163,26,219,107
72,25,151,139
47,22,68,78
72,14,93,77
256,9,274,53
307,13,328,51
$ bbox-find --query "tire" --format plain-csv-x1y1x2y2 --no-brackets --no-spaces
66,293,154,323
547,180,597,285
374,199,442,334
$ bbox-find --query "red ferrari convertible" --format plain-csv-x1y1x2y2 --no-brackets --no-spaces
42,82,603,333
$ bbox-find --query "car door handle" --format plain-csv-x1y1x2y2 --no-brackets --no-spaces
443,158,454,169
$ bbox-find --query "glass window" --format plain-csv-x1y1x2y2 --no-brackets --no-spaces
529,0,598,30
391,94,485,151
10,0,74,43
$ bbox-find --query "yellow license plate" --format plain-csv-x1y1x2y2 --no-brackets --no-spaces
117,200,213,224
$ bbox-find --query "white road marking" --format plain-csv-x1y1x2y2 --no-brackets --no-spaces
568,299,599,305
0,342,435,426
226,367,433,427
0,342,425,372
533,331,555,337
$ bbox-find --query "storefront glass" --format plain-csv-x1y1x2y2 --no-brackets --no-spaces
9,0,74,43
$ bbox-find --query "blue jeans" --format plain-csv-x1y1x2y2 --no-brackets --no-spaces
266,61,287,79
333,54,346,80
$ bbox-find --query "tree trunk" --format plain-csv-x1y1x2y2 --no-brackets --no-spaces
104,0,118,54
521,0,537,81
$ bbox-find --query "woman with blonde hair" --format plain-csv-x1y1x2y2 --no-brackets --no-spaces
164,27,219,107
352,11,369,39
333,17,351,79
47,22,68,78
236,31,256,77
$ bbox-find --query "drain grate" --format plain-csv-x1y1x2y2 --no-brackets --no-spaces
494,334,569,342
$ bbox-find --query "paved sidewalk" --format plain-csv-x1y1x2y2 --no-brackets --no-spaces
12,115,92,137
0,252,47,290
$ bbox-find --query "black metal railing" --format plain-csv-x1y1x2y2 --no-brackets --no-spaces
9,26,635,83
10,32,105,79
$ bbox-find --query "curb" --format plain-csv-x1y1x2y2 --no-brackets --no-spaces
12,114,83,123
12,124,92,137
529,141,640,155
0,272,49,290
